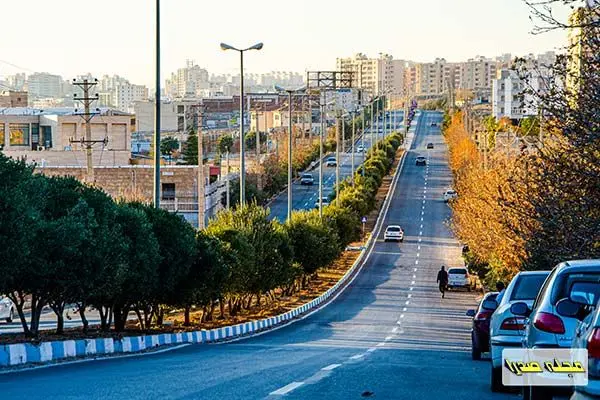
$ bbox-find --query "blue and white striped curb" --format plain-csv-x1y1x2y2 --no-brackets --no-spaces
0,253,364,369
0,119,419,369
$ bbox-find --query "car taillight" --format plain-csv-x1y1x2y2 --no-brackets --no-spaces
588,328,600,378
475,311,492,321
533,312,565,334
501,317,526,331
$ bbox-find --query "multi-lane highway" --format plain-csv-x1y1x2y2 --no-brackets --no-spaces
269,110,405,221
0,111,515,400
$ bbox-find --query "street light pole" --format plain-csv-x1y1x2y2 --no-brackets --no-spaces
319,94,325,219
336,111,341,206
153,0,161,209
351,110,355,186
220,42,263,207
287,91,293,222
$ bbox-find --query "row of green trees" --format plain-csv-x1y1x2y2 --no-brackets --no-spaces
0,131,404,338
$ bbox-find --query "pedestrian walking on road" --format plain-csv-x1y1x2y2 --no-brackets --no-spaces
437,266,449,298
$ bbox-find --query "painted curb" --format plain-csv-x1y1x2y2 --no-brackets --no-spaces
0,116,419,370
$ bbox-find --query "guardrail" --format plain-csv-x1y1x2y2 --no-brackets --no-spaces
0,115,419,370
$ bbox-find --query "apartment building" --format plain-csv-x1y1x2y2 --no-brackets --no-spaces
0,91,28,107
26,73,63,99
336,53,406,97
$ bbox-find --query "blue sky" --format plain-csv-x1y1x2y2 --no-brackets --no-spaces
0,0,573,87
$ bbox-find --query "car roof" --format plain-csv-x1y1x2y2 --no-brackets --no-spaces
448,267,466,271
483,291,499,299
386,225,401,229
416,156,426,159
555,259,600,274
302,173,312,177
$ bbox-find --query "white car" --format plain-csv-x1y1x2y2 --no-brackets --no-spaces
384,225,404,242
447,267,471,291
325,157,337,167
488,271,550,392
300,173,314,185
0,295,15,323
314,197,330,209
443,189,457,202
356,145,366,153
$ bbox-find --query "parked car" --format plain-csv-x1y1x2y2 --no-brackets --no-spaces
488,271,550,392
384,225,404,242
300,173,314,185
467,292,498,360
314,197,330,209
325,157,337,167
512,259,600,400
0,295,15,323
571,296,600,399
415,156,427,166
427,142,434,149
443,189,457,202
447,267,472,291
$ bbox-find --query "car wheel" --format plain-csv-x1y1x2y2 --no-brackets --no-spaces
471,333,481,360
490,366,503,392
528,386,552,400
6,308,13,323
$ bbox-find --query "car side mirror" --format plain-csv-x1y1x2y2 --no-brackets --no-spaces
510,302,531,317
466,309,476,317
482,299,498,311
556,298,582,318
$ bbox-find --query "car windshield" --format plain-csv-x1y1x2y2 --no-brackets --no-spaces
509,274,548,301
387,227,401,232
551,272,600,305
449,268,467,275
302,174,312,178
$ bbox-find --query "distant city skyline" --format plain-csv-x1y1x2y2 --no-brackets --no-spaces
1,0,573,88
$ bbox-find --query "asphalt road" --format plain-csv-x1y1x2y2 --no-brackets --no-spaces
269,110,405,221
0,111,515,400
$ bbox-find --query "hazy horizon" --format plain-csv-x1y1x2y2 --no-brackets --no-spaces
0,0,573,88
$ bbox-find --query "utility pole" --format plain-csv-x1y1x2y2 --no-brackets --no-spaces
370,101,375,150
72,78,103,184
197,105,205,229
287,91,293,222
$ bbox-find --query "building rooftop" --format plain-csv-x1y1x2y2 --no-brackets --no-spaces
0,107,132,116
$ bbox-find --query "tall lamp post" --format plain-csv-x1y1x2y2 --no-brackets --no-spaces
153,0,161,209
220,42,263,207
274,85,305,222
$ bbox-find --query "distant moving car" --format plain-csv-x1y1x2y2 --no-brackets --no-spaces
300,173,314,185
356,145,366,153
447,267,471,291
513,259,600,400
443,189,458,202
415,156,427,166
467,292,498,360
325,157,337,167
488,271,550,392
314,197,330,209
571,295,600,399
384,225,404,242
427,143,434,149
0,295,15,323
431,122,437,127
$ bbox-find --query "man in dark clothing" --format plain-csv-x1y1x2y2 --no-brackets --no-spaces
437,266,449,298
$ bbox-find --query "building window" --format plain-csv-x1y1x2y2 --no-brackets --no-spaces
0,124,4,148
31,123,40,150
41,126,52,148
9,123,30,146
177,105,184,114
178,116,184,131
162,183,175,200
